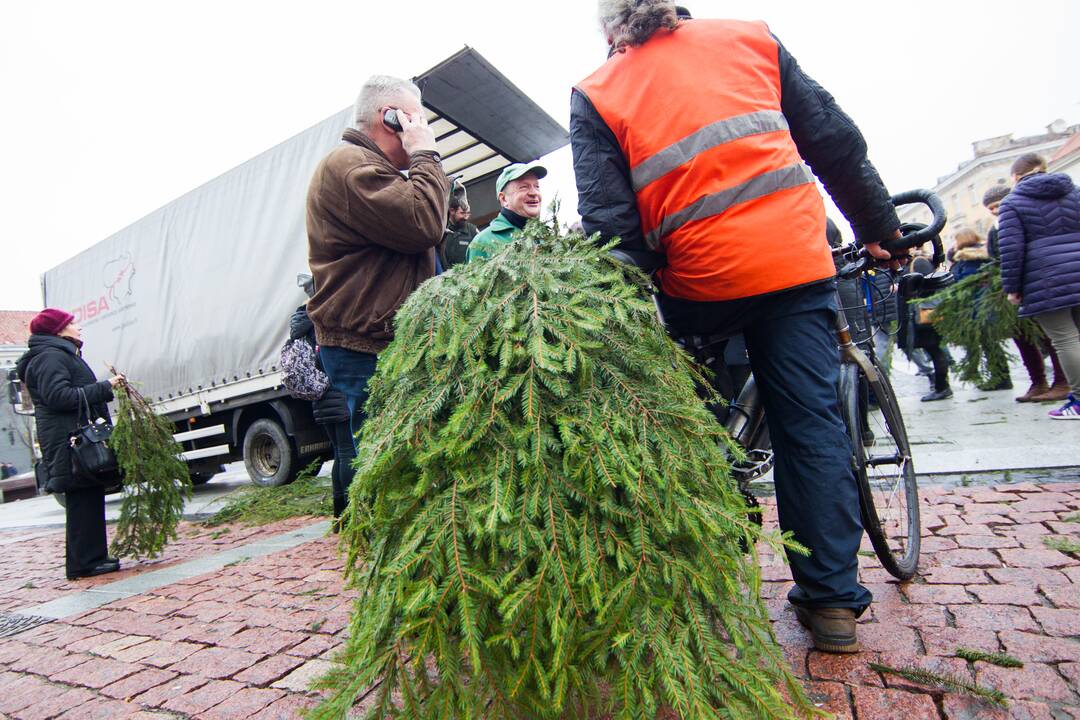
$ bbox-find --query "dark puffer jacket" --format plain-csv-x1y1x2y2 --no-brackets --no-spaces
289,306,349,425
15,334,114,492
999,172,1080,318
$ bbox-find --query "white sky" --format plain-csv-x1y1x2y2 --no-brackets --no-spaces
2,0,1077,309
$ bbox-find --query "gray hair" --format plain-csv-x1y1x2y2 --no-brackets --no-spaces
598,0,679,48
352,75,422,131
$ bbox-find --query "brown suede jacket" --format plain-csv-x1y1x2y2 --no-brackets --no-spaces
306,129,450,353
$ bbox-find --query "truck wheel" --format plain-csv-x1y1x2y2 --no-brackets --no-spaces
243,418,297,487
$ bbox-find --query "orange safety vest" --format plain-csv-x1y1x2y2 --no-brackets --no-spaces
577,19,834,302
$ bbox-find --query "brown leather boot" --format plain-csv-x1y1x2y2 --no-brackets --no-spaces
1033,382,1071,402
794,606,859,653
1017,382,1050,402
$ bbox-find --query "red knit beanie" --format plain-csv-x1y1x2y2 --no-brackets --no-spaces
30,308,76,336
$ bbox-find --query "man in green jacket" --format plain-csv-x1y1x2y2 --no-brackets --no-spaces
466,162,547,262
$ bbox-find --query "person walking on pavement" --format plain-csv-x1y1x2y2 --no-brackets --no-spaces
901,255,954,402
983,185,1068,402
571,0,903,653
306,75,450,454
15,309,125,580
1000,153,1080,419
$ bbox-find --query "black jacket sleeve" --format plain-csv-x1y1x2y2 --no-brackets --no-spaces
775,37,900,246
33,354,112,412
569,88,648,251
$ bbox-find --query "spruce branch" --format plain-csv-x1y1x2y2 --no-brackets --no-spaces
919,264,1040,385
954,648,1024,668
869,662,1008,707
107,370,192,559
308,221,820,719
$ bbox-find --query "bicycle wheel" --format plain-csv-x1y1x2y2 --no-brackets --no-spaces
838,360,920,580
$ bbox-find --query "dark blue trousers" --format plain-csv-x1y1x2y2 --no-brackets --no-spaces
659,281,872,612
319,347,377,441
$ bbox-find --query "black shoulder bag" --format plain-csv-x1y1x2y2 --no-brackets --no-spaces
69,388,120,486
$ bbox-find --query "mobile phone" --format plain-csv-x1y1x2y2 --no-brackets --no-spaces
383,109,403,132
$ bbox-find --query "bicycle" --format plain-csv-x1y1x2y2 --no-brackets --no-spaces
615,190,951,581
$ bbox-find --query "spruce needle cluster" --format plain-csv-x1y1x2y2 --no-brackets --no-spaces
919,264,1040,385
109,378,192,559
869,662,1008,707
203,461,331,527
311,222,815,719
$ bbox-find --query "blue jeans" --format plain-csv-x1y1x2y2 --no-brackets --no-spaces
659,282,873,613
318,347,378,450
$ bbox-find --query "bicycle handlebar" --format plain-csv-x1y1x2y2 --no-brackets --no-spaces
883,189,948,267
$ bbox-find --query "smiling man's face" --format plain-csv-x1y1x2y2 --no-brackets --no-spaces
500,173,542,219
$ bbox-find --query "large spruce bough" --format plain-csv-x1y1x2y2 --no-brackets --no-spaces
921,264,1041,385
109,380,191,559
312,221,816,719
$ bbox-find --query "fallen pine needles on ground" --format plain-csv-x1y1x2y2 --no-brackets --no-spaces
869,662,1008,707
202,461,330,527
955,648,1024,668
1044,536,1080,555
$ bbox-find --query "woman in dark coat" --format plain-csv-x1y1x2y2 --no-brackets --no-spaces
999,153,1080,419
289,305,354,521
15,309,125,579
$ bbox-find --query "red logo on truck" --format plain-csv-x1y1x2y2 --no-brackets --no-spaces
72,253,136,323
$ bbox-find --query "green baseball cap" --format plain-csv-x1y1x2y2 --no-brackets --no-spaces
496,162,548,194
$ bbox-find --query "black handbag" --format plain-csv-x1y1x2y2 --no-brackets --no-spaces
69,388,119,486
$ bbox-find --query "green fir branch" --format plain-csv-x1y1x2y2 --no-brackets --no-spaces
1044,536,1080,555
306,220,821,720
869,662,1008,707
108,380,192,559
202,461,329,527
919,264,1040,385
955,647,1024,668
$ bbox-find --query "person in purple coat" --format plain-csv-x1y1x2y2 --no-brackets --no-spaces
999,153,1080,419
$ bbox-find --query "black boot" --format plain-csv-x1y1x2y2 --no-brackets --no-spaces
921,387,953,402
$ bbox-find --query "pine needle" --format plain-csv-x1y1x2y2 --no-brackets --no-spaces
955,648,1024,668
1062,512,1080,523
202,461,330,527
1044,536,1080,554
109,377,192,559
869,662,1008,707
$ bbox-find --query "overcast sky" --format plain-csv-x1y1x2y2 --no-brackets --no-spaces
2,0,1076,309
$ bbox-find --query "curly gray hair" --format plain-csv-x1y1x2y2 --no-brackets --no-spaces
598,0,679,48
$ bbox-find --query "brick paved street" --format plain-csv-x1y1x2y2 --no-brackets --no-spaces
0,477,1077,719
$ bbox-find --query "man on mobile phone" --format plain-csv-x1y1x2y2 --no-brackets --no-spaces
306,75,450,504
571,1,902,653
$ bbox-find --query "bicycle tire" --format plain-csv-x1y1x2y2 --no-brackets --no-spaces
839,360,920,580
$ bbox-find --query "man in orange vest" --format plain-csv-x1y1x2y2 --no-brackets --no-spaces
571,1,902,653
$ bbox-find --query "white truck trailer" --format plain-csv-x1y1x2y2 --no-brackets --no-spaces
22,48,568,487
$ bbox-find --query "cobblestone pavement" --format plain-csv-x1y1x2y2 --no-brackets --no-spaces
0,480,1077,719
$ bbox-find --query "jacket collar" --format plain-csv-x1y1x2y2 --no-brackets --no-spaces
341,128,394,166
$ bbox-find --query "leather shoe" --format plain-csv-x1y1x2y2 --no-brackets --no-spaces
67,559,120,581
1032,383,1071,403
794,606,859,653
1016,382,1049,402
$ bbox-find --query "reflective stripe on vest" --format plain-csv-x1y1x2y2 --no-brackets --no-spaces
577,19,834,301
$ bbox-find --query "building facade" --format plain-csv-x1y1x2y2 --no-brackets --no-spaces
0,311,37,473
898,120,1078,250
